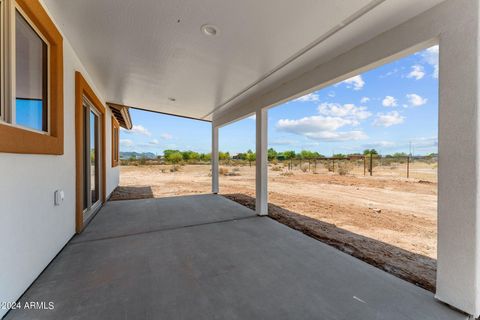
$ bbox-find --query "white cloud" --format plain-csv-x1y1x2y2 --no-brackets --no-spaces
410,137,438,149
149,139,160,145
407,65,425,80
341,75,365,90
317,103,372,121
277,115,367,142
419,45,439,78
382,96,398,107
380,68,401,79
360,97,370,104
373,111,405,127
303,130,367,141
270,139,296,146
363,141,397,149
328,91,336,98
295,92,320,102
120,139,134,147
125,124,151,136
278,115,357,133
247,115,256,120
406,93,427,107
160,133,173,140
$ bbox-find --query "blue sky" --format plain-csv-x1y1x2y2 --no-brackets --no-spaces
121,45,438,156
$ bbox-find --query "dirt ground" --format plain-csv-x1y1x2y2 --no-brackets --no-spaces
111,162,437,291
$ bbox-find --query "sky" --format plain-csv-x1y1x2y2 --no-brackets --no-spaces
120,45,438,156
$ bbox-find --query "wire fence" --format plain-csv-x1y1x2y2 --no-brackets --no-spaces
267,155,438,181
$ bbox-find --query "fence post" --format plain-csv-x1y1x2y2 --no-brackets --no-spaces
363,156,366,176
407,156,410,178
332,159,335,172
369,153,373,176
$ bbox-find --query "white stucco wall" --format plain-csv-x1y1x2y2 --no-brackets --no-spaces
214,0,480,316
0,6,119,318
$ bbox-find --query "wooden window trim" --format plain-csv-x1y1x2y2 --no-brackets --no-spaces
0,0,63,154
75,71,106,233
111,116,119,167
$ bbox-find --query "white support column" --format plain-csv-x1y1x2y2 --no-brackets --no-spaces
255,108,268,215
436,1,480,316
212,125,219,194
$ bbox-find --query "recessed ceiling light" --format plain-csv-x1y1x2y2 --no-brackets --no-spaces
168,97,176,102
201,24,218,36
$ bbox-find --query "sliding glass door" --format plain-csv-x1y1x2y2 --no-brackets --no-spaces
82,97,102,222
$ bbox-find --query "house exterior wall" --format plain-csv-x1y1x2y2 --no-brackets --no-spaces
0,4,118,318
213,0,480,316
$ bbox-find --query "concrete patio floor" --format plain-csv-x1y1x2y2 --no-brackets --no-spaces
6,194,466,320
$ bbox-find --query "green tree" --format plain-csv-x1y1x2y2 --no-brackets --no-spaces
236,153,246,160
332,153,347,159
245,151,256,167
219,151,231,162
284,150,296,160
363,149,378,155
164,149,180,159
300,150,316,160
312,152,323,159
200,153,211,162
391,152,408,158
267,148,278,161
189,151,200,161
283,150,296,170
167,151,183,165
181,150,200,162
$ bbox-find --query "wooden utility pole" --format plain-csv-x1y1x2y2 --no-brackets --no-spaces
407,156,410,178
369,153,373,176
363,156,366,176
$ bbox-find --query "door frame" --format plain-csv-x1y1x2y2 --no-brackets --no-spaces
75,71,106,233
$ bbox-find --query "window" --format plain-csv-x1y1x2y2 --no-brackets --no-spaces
112,117,120,167
15,9,48,132
0,0,63,154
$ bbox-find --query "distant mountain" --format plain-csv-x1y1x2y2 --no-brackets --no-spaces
120,151,157,160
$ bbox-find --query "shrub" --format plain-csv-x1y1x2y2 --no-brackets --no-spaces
337,161,353,176
300,163,309,172
219,167,229,175
271,166,282,172
232,167,240,172
324,161,334,172
170,165,180,172
280,171,294,176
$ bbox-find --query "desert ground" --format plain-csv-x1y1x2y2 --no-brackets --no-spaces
111,160,437,291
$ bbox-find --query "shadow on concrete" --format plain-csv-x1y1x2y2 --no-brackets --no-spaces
222,193,437,292
109,186,154,201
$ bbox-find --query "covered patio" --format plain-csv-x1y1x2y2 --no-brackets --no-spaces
5,195,465,320
2,0,480,318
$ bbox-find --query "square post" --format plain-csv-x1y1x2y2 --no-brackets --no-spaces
212,125,219,194
255,108,268,215
436,1,480,316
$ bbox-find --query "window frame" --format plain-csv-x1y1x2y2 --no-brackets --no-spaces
111,116,120,167
75,71,106,233
0,0,63,155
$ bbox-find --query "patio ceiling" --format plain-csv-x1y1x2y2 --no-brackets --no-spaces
43,0,445,121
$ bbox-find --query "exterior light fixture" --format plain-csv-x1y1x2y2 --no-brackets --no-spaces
201,24,218,36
